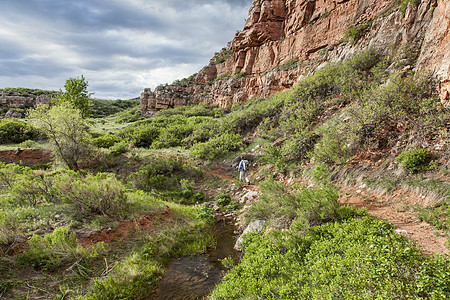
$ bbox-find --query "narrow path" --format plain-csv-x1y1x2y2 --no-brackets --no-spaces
153,152,260,190
340,185,449,256
151,154,449,256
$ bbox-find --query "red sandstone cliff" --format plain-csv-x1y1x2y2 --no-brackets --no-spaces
140,0,450,113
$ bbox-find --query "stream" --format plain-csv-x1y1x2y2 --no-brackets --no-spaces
150,215,240,299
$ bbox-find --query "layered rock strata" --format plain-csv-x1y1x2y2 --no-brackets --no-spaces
140,0,450,113
0,93,51,109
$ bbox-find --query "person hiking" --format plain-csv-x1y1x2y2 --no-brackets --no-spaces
238,157,250,184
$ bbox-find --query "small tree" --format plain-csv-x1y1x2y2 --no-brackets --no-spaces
53,75,93,118
27,103,94,171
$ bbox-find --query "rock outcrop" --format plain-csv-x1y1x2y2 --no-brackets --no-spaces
0,94,51,108
140,0,450,113
0,90,52,116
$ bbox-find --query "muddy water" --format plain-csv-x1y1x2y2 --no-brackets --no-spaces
150,216,240,300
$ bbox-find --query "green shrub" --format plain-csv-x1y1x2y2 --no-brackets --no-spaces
190,132,244,160
245,178,350,229
182,119,221,147
109,140,129,156
10,171,55,206
0,162,30,190
128,156,185,191
18,140,39,149
195,205,215,222
210,217,450,299
215,194,231,208
20,227,105,270
0,119,39,144
344,22,371,44
91,98,139,118
311,126,350,165
126,123,160,148
397,148,433,172
55,172,129,221
91,133,122,148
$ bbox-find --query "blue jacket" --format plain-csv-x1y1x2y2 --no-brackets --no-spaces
238,160,248,172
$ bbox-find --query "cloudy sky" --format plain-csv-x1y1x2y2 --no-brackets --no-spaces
0,0,253,99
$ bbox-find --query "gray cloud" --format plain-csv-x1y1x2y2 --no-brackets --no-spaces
0,0,253,99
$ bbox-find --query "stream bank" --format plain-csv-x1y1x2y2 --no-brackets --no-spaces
150,215,240,299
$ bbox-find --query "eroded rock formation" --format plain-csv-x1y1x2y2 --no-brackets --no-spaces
140,0,450,113
0,92,51,113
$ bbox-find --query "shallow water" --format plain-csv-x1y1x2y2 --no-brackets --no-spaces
150,216,240,300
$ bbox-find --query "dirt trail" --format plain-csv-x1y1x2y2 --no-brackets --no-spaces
340,186,449,256
153,153,449,256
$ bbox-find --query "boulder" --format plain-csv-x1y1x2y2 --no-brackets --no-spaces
234,219,266,251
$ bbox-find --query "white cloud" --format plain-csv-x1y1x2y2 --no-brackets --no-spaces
0,0,253,99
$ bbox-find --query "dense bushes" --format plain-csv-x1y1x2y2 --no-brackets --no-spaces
121,103,247,160
56,172,129,221
0,163,133,243
20,226,105,270
247,48,444,172
210,217,450,299
397,148,434,172
123,115,214,149
0,119,40,144
91,98,139,117
91,133,123,148
245,177,356,230
190,132,244,160
128,156,204,203
0,158,215,299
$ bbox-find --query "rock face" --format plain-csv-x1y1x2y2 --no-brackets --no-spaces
234,219,266,250
140,0,450,113
0,93,51,108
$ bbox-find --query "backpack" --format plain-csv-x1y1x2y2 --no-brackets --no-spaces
240,160,248,171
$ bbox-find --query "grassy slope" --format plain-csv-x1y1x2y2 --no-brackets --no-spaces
1,48,449,299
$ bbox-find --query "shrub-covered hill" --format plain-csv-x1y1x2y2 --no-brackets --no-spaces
0,87,139,118
115,48,449,297
1,48,449,299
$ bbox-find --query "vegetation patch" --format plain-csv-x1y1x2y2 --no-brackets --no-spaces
267,57,300,73
210,217,450,299
0,119,40,144
397,148,434,173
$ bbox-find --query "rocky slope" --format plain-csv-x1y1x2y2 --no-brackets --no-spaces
0,89,52,116
140,0,450,113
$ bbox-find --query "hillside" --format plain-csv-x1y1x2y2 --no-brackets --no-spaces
0,0,449,299
0,87,139,118
140,0,450,113
0,88,54,116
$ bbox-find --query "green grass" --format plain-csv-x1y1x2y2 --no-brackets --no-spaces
210,217,450,299
0,160,214,299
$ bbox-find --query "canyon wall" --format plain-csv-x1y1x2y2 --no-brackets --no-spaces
140,0,450,113
0,91,52,116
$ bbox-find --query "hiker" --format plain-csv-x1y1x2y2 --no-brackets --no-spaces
238,157,250,184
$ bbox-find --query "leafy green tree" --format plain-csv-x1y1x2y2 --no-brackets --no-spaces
27,103,94,171
53,75,93,118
